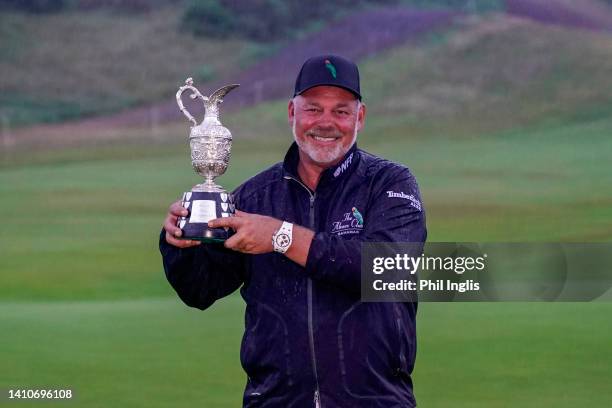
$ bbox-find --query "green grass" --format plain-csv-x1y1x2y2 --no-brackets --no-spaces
1,114,610,301
415,302,612,407
2,120,610,407
0,297,246,408
1,299,610,407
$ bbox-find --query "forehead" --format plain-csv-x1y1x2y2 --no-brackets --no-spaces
297,85,358,105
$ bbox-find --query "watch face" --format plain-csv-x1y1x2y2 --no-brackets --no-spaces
275,233,291,248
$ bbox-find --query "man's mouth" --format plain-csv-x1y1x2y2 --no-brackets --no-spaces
310,135,340,143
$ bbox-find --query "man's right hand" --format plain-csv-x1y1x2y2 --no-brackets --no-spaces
163,200,201,248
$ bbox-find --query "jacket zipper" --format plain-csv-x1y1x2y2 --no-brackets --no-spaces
284,175,321,408
393,303,407,373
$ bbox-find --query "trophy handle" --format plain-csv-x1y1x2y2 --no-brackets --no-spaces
176,77,207,126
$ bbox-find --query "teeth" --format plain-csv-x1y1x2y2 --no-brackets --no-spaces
313,136,336,141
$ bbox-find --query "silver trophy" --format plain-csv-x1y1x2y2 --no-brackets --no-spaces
175,77,239,242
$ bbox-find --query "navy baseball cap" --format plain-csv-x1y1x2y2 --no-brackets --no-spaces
293,55,362,100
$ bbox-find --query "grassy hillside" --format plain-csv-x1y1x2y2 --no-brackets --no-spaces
361,14,612,133
0,7,256,126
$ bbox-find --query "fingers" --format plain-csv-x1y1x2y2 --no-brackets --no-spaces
224,233,242,250
165,231,201,248
223,232,255,253
208,216,242,230
163,199,191,242
164,217,182,240
169,200,189,217
163,201,249,250
163,213,181,235
162,198,204,248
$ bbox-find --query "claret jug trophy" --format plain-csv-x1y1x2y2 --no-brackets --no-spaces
175,77,239,242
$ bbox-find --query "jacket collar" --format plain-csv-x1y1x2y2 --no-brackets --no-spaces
282,142,360,191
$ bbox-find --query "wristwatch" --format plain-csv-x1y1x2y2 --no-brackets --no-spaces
272,221,293,254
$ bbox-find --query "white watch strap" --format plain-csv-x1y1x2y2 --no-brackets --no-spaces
272,221,293,254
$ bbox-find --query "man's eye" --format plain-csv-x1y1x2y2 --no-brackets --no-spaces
337,110,349,115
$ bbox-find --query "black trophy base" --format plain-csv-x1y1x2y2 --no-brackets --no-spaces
176,190,235,243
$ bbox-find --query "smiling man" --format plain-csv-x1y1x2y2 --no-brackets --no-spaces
160,55,427,407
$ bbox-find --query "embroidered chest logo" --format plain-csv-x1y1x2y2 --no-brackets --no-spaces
331,207,364,236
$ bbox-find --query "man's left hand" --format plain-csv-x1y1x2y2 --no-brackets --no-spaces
208,210,282,254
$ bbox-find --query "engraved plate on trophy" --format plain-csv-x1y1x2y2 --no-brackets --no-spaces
175,78,239,242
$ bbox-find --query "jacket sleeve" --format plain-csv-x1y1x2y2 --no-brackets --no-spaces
159,230,246,310
304,166,426,295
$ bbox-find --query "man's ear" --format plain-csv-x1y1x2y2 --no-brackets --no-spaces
288,99,295,126
357,102,367,132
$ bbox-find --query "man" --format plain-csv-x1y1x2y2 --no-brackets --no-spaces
160,55,426,407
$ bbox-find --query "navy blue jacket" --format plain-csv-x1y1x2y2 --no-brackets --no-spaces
160,142,427,407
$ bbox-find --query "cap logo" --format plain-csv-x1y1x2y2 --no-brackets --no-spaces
324,59,337,78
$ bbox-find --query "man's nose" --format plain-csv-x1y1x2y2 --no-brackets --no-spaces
314,110,335,128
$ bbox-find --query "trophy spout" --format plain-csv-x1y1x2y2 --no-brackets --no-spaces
203,84,240,123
